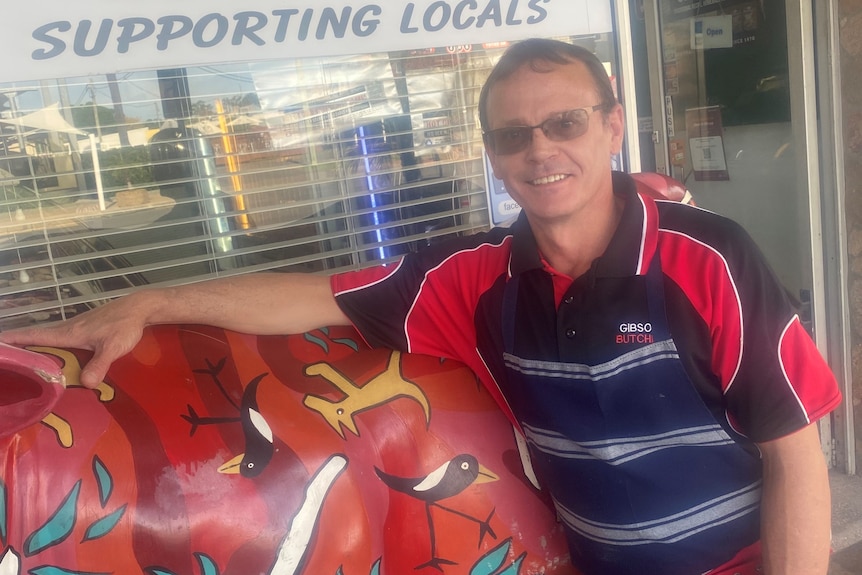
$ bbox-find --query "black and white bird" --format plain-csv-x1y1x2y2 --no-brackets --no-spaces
374,453,499,571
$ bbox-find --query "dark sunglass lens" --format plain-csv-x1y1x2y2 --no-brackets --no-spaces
493,127,529,154
546,110,589,141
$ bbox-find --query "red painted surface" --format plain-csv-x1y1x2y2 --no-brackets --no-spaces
0,325,576,575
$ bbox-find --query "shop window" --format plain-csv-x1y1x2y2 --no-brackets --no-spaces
0,35,615,329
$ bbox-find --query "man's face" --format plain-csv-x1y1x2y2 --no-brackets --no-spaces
485,60,624,226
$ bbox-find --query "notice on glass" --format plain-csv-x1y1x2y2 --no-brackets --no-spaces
685,106,729,181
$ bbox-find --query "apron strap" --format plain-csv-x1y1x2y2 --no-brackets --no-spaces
502,274,520,355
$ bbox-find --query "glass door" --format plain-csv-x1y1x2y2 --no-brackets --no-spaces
632,0,837,462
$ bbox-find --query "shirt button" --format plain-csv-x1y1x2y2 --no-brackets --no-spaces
564,296,574,304
565,328,576,339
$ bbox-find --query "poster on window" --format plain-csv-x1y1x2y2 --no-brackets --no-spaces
685,106,729,181
483,151,520,226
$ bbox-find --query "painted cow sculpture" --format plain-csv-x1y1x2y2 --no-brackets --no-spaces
0,325,575,575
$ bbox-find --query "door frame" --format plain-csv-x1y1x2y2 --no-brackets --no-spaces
634,0,852,471
812,0,856,474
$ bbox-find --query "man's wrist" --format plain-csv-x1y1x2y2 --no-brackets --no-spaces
126,288,171,327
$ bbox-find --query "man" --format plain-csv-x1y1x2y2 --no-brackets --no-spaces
0,39,840,574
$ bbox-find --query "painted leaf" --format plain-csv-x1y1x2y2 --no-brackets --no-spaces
332,338,359,352
91,456,112,508
495,552,526,575
30,566,110,575
24,480,81,556
303,333,329,353
469,538,512,575
0,479,6,547
82,505,127,542
194,553,220,575
369,558,381,575
146,568,178,575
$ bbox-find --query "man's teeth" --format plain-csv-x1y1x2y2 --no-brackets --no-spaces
531,174,566,185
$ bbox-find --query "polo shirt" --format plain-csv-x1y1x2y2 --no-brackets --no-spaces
331,171,840,444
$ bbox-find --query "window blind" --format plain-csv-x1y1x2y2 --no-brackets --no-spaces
0,46,502,329
0,34,614,330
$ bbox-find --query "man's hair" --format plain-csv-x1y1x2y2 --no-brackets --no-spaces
478,38,617,133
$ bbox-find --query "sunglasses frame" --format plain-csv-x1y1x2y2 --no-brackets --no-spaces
483,104,606,156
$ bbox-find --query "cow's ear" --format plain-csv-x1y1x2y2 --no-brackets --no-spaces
0,343,65,437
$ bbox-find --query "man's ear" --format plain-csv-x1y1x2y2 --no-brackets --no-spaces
608,103,625,155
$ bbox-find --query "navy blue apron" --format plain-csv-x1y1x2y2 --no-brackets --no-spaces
500,254,762,575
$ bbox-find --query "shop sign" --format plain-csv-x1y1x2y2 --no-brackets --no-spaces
2,0,613,83
690,15,733,50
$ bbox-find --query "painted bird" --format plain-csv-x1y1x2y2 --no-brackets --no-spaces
216,372,274,478
180,359,275,478
374,453,499,571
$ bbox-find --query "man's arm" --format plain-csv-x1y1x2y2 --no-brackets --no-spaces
0,272,349,388
757,422,831,575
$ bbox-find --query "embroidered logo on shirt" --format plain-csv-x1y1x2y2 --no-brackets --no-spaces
616,322,654,344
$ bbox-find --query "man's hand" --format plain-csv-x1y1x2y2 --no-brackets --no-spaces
0,292,153,388
758,422,831,575
0,273,350,389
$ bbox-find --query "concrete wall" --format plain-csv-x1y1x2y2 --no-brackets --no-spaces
838,0,862,467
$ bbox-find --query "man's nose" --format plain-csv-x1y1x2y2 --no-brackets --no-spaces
524,127,558,161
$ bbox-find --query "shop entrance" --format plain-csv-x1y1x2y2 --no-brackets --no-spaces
630,0,846,467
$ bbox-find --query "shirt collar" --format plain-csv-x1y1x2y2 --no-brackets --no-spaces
509,171,659,279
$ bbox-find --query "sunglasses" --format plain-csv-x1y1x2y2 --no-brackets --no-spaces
483,104,605,155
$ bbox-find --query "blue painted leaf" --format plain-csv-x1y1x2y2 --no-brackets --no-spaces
469,538,513,575
0,478,7,546
146,568,178,575
303,333,329,353
31,567,109,575
334,568,344,575
495,552,526,575
320,327,330,336
92,456,112,508
24,480,81,556
82,505,127,542
369,558,381,575
332,338,359,352
194,552,220,575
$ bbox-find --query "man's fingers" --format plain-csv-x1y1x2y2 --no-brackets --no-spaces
78,331,143,388
0,324,82,350
0,325,103,388
79,356,111,389
0,327,55,346
0,309,143,389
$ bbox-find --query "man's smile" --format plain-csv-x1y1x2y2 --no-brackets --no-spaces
529,173,569,186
